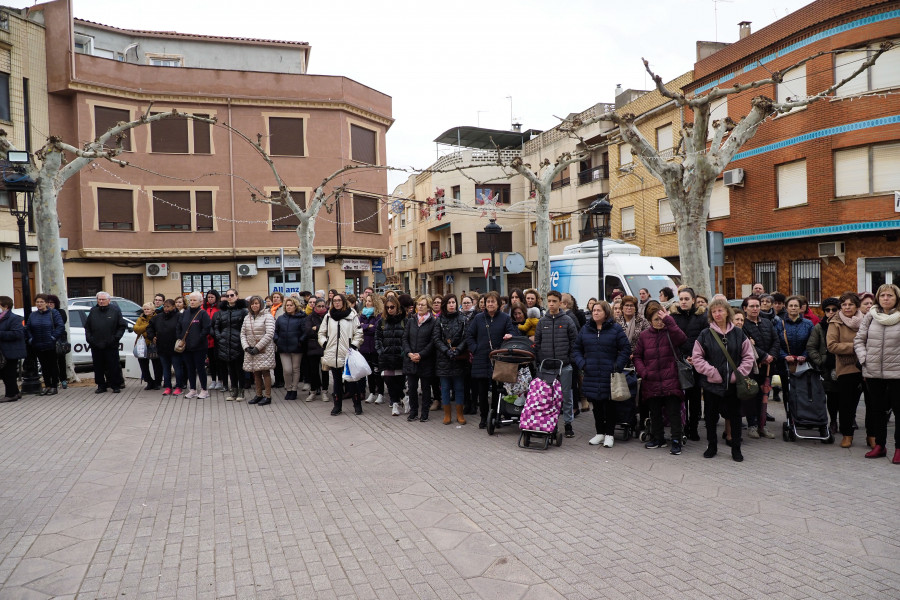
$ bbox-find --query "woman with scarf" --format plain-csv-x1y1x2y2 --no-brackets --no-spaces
433,294,469,425
214,289,248,401
303,297,329,402
403,295,437,422
459,294,478,415
854,284,900,463
359,294,384,405
269,291,285,388
241,295,276,406
148,299,182,395
616,295,651,356
204,290,222,390
318,293,363,415
375,297,406,416
26,294,65,396
274,296,306,400
132,302,162,391
827,292,864,448
807,297,841,435
176,292,212,399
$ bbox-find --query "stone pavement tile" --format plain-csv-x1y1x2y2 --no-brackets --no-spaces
0,586,53,600
4,557,67,587
23,563,89,597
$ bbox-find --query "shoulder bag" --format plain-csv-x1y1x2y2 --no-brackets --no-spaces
712,330,758,402
665,331,695,390
174,308,201,353
610,371,631,401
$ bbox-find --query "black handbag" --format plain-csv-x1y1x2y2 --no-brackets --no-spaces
712,331,759,402
55,339,71,355
146,342,159,360
665,332,695,390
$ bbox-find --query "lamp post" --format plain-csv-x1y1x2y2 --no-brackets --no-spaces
589,195,612,301
483,219,502,293
5,152,41,394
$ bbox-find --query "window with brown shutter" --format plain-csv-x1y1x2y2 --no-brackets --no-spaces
97,188,134,230
194,114,211,154
195,191,213,231
351,125,377,164
271,192,305,230
150,114,189,153
153,190,191,230
352,194,379,233
94,106,131,150
268,117,305,156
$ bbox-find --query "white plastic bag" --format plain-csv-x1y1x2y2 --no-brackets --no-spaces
343,348,372,382
133,336,147,359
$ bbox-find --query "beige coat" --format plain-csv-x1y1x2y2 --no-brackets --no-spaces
241,311,275,372
318,309,363,370
854,310,900,379
826,314,860,377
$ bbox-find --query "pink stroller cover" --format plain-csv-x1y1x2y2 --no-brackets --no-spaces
519,377,563,433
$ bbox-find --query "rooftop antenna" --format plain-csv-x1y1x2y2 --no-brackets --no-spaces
712,0,733,41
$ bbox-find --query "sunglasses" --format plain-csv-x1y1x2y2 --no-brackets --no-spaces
824,307,837,312
226,293,236,297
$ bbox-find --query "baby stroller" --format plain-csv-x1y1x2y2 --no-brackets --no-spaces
487,338,535,436
783,369,834,444
517,359,565,450
613,368,640,442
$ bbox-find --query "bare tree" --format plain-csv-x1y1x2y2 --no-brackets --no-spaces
568,44,892,297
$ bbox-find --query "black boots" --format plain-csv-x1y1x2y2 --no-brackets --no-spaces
731,443,744,462
353,394,363,415
248,395,262,405
257,397,271,406
703,441,717,458
330,393,342,416
420,402,430,422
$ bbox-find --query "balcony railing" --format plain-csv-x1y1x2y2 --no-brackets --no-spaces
550,177,571,191
621,229,637,240
656,222,676,234
577,165,609,185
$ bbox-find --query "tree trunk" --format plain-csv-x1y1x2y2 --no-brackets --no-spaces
672,186,712,299
297,215,315,292
534,181,552,301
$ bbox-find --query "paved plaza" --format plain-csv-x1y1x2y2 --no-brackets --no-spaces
0,382,897,600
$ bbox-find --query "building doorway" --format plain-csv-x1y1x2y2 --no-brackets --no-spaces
113,273,144,304
68,277,104,299
12,262,36,308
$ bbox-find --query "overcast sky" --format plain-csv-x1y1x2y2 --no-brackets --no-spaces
12,0,814,188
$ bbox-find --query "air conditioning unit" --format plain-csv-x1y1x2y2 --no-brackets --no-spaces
237,263,258,277
146,262,168,277
818,241,845,263
723,168,745,187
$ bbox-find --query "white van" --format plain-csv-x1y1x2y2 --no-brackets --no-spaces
549,240,681,308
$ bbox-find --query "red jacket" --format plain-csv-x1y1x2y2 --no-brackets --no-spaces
204,304,219,348
632,315,687,399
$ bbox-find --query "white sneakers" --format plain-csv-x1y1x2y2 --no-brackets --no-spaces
391,403,400,416
305,391,318,402
589,434,606,446
300,383,311,392
373,394,384,405
198,389,209,399
208,381,222,391
402,396,410,413
184,389,198,399
603,436,615,448
364,393,376,404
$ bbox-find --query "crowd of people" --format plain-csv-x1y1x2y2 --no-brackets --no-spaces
0,282,897,465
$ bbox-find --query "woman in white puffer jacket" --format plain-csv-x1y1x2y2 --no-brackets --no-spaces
318,293,363,416
854,283,900,464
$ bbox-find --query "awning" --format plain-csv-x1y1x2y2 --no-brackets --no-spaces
433,126,541,149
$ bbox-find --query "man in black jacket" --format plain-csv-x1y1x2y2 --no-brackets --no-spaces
535,291,578,437
84,291,127,393
742,295,779,438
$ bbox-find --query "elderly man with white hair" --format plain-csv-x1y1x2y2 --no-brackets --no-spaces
176,291,212,398
84,291,127,393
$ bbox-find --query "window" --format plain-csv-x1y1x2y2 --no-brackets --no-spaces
452,186,460,201
476,231,513,253
350,124,377,164
73,33,93,55
269,191,305,230
777,160,807,208
268,117,305,156
475,184,510,204
0,72,8,122
707,96,728,141
395,247,401,263
619,142,633,166
406,241,412,260
753,261,777,295
152,189,214,231
181,272,231,296
150,113,211,154
835,41,900,96
551,168,570,190
658,198,674,224
420,242,427,262
621,206,635,236
776,65,807,112
835,143,900,197
148,55,183,67
709,180,730,218
454,232,463,255
531,222,537,246
656,124,673,155
97,187,134,230
353,194,379,233
94,105,131,151
552,218,572,242
400,210,406,228
0,191,9,208
791,259,821,304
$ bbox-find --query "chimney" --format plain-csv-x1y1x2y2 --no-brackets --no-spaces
739,21,751,40
511,122,522,132
615,84,623,97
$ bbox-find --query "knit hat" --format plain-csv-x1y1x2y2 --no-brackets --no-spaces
527,307,540,319
821,297,841,311
398,294,414,310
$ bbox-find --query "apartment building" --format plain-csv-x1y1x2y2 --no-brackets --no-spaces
0,6,47,307
690,0,900,300
27,0,392,302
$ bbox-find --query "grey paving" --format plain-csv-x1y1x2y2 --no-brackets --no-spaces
0,383,897,599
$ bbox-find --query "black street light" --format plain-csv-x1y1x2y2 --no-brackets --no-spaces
590,195,612,301
483,219,502,293
4,152,41,394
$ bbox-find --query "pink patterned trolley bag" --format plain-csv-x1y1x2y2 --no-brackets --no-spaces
518,359,564,450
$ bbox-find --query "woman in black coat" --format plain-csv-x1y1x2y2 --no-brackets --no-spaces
27,293,65,395
274,297,306,400
0,295,27,401
213,291,248,401
376,297,407,417
47,295,69,389
465,291,516,429
148,299,183,394
403,295,437,422
176,291,212,398
433,294,469,425
669,287,708,440
302,297,328,401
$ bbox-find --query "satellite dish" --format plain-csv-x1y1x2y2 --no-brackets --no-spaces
505,252,526,274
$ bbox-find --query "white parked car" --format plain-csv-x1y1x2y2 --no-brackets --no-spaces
68,296,143,319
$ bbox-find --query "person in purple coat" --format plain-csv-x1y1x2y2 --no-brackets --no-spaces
358,294,384,404
633,301,688,455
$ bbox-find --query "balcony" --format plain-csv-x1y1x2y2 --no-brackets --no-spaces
621,229,637,240
551,177,571,191
656,222,676,234
577,165,609,185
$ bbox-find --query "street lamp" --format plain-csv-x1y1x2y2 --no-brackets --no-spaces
4,152,41,394
590,195,612,301
483,219,502,293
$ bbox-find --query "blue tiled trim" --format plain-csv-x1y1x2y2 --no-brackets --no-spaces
732,115,900,161
694,10,900,94
724,219,900,245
